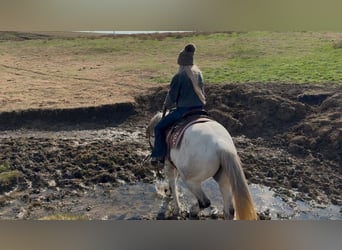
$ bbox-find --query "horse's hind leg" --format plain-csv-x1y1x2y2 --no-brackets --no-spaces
164,163,180,216
214,168,235,220
183,179,211,217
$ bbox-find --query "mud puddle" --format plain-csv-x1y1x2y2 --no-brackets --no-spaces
2,179,340,220
0,126,145,143
83,179,342,220
0,123,341,220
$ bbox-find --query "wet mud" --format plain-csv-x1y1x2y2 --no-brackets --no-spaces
0,83,341,219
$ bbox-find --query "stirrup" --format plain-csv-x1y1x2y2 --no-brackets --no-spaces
150,156,165,166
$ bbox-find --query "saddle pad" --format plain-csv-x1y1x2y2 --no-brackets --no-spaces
167,117,211,149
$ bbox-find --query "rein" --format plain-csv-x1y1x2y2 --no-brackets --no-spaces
146,128,153,150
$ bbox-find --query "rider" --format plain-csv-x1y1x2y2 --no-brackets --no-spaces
150,43,206,166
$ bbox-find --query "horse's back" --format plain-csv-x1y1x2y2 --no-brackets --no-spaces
188,120,235,149
170,120,236,180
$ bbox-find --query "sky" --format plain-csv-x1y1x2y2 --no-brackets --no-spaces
0,0,341,31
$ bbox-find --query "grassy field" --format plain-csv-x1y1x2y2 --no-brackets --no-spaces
1,31,342,111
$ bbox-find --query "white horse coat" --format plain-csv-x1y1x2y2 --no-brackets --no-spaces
147,112,257,220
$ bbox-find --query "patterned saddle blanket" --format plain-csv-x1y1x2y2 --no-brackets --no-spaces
166,110,212,150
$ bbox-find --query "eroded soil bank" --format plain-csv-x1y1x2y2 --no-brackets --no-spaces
0,83,341,219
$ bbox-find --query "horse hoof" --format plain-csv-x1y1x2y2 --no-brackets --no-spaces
156,212,166,220
171,206,180,216
190,204,200,217
198,199,211,209
164,187,172,197
210,206,219,217
198,206,219,219
224,207,235,220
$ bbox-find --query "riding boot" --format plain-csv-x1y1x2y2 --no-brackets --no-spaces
150,156,165,166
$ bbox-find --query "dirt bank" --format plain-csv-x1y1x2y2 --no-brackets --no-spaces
0,83,341,219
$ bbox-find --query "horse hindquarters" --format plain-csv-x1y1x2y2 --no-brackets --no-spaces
220,150,257,220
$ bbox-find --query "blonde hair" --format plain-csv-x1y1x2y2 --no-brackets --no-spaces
178,65,206,105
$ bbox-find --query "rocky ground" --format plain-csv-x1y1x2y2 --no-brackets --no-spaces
0,83,341,219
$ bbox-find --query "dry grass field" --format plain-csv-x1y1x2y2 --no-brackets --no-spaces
1,31,342,112
0,32,164,112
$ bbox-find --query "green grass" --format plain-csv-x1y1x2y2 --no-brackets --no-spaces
0,162,10,173
0,162,21,190
198,31,342,84
1,31,342,84
0,170,21,187
0,171,20,181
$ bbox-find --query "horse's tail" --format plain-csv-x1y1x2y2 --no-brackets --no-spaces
220,150,258,220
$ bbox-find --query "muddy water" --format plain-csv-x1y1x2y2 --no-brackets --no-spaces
16,180,339,220
81,180,341,220
0,124,341,220
4,179,339,220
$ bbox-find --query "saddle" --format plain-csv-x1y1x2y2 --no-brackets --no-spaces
165,109,211,156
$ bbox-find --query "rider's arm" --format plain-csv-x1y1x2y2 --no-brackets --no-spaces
163,74,181,110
